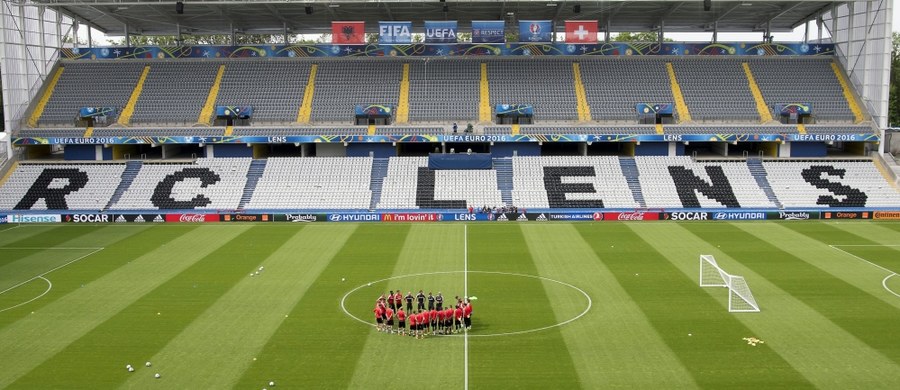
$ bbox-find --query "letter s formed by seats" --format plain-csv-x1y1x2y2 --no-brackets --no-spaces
801,165,867,207
151,167,220,209
15,168,89,210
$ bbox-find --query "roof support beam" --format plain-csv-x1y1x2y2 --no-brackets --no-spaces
754,2,805,30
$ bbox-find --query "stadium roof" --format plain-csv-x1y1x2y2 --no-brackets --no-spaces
28,0,849,36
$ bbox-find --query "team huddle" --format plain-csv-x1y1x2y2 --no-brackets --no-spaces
374,290,474,339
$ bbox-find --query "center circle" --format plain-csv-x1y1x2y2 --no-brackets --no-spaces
340,271,592,337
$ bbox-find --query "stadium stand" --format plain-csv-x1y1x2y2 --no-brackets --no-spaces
663,125,799,134
763,160,900,208
16,128,86,138
580,57,674,122
310,59,402,123
671,58,759,122
130,61,221,125
375,126,446,135
215,60,311,124
636,156,775,208
231,127,367,136
36,61,145,126
245,157,373,209
487,58,579,122
377,156,502,209
511,156,639,209
0,163,125,210
109,158,249,210
408,59,480,123
802,125,876,134
748,57,856,123
518,125,658,134
92,127,226,137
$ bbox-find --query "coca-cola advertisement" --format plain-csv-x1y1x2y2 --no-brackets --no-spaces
604,211,660,221
165,214,219,223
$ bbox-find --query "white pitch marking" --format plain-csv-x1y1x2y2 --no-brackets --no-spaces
464,224,469,390
828,245,899,298
0,247,104,297
0,277,52,313
339,270,593,338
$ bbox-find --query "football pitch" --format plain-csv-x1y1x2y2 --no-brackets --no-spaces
1,221,899,389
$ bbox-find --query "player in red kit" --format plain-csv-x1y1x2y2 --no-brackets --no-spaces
374,305,384,332
408,312,417,338
430,307,439,335
443,307,454,334
454,305,463,331
417,311,427,339
463,300,473,330
385,306,394,333
396,307,406,336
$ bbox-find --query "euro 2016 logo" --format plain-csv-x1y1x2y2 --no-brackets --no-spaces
529,23,541,35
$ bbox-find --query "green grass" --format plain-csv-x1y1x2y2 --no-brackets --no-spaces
1,221,899,389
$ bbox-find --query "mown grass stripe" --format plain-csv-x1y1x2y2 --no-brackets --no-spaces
348,224,466,388
685,222,900,365
12,225,293,389
826,222,900,271
576,223,814,389
520,224,697,388
234,224,408,389
631,222,900,389
0,225,247,389
0,225,99,266
120,225,356,389
0,225,59,247
733,222,900,312
466,224,581,389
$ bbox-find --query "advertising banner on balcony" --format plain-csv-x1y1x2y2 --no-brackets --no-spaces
425,21,458,43
332,21,365,44
472,20,505,43
519,20,553,42
78,107,116,118
635,103,673,115
776,103,812,115
564,20,598,43
379,21,412,44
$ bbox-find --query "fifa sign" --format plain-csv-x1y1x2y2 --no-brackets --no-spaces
378,21,412,44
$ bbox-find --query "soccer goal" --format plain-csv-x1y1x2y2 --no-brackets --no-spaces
699,255,760,312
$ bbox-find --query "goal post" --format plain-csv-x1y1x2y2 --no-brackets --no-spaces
699,255,760,312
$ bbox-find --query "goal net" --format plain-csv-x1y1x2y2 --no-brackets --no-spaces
699,255,760,312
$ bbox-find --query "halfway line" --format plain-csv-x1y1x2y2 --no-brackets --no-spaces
463,224,469,390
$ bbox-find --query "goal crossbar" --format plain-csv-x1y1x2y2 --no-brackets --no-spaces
699,255,760,313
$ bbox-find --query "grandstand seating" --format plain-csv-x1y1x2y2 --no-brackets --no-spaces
16,128,86,138
215,60,311,124
408,59,480,123
0,163,125,210
377,156,502,209
763,160,900,208
636,157,775,208
130,61,220,125
671,58,758,122
231,127,366,136
375,127,445,135
748,57,855,123
92,127,226,137
580,57,674,122
511,156,639,209
664,125,798,134
518,125,658,134
310,59,401,123
109,158,249,210
487,58,579,121
803,125,875,134
245,157,372,209
37,61,145,126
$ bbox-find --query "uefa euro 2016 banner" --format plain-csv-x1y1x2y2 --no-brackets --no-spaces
425,21,458,43
519,20,553,43
472,21,505,43
379,21,412,44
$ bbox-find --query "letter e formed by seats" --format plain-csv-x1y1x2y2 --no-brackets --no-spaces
151,167,220,209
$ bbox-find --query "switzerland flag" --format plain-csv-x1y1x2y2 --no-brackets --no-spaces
565,20,598,43
332,21,365,44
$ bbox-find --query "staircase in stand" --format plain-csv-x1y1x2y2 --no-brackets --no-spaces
237,159,267,209
105,160,143,210
618,157,647,208
493,158,514,206
368,158,390,209
746,158,783,208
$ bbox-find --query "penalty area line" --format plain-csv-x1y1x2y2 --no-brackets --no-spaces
828,245,899,299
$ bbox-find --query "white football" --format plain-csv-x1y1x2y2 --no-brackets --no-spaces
269,381,275,386
259,267,264,271
145,362,151,367
154,373,161,379
128,367,134,372
367,283,372,286
341,278,345,282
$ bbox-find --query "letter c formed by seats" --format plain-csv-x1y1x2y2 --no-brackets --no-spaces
151,167,220,209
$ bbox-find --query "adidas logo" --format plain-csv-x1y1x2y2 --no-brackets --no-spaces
496,214,508,221
153,215,164,222
516,214,528,221
134,216,146,223
115,215,126,223
536,213,548,221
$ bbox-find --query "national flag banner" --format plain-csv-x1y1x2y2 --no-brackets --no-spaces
565,20,598,43
424,20,458,43
379,21,412,44
472,20,505,43
332,21,365,44
518,20,553,43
